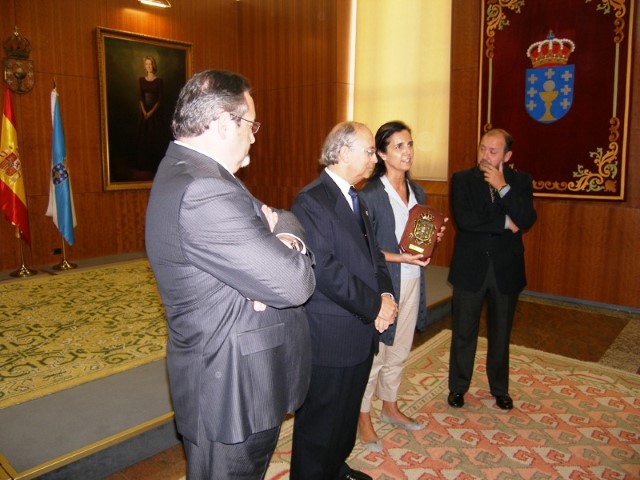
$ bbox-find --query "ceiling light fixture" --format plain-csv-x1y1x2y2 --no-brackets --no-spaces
138,0,171,8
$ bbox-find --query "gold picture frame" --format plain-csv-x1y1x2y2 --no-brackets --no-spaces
97,27,192,191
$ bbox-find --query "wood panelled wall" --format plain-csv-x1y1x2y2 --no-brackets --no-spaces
1,0,638,309
233,0,352,207
0,0,349,271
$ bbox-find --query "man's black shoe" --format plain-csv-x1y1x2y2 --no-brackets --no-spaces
495,394,513,410
447,392,464,408
342,469,373,480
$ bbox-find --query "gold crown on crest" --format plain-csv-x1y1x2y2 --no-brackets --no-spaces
526,31,575,68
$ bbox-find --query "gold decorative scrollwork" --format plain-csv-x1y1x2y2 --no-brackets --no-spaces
608,115,620,142
534,118,620,193
533,180,569,191
484,0,525,59
585,0,627,42
585,0,626,16
613,17,626,43
568,141,619,192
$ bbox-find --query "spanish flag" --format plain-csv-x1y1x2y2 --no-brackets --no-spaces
0,85,30,244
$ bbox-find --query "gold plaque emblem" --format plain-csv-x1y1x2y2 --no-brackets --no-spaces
410,211,437,247
399,205,445,259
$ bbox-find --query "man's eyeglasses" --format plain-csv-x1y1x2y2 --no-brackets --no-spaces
231,114,261,134
351,147,376,158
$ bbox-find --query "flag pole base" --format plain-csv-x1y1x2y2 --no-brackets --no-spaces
52,259,77,271
10,265,38,278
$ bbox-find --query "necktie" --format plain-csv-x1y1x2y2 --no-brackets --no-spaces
348,187,366,234
489,185,497,203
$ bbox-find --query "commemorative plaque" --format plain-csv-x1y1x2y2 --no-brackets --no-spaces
399,205,444,259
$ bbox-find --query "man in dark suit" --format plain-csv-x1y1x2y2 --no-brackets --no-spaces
145,70,316,479
290,121,398,480
447,128,537,411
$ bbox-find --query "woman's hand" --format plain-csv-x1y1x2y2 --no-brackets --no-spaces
399,252,430,267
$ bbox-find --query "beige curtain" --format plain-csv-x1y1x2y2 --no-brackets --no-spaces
352,0,452,180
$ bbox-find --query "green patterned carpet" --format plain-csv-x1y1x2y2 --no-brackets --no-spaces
0,259,167,408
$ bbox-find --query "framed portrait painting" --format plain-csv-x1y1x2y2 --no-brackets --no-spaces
97,27,192,190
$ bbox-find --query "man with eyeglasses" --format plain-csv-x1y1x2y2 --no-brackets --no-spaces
290,121,398,480
145,69,316,479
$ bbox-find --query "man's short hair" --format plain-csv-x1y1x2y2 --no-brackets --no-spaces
483,128,513,153
320,121,367,166
172,70,251,138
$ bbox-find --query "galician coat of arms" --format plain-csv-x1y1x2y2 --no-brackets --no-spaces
525,32,575,124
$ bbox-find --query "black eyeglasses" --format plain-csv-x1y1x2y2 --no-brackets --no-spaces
231,114,261,134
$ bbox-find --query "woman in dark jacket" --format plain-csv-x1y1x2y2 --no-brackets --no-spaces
358,121,443,452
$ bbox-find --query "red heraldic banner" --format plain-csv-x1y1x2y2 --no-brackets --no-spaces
0,85,30,243
479,0,635,200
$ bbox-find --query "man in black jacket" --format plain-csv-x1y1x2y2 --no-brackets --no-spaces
447,128,537,411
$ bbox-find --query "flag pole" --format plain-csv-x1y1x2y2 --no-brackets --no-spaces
52,234,77,270
9,227,37,277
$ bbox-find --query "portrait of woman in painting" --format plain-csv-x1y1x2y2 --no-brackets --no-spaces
99,28,191,190
135,55,165,173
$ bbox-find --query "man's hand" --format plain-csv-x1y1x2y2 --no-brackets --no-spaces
506,215,520,233
479,160,506,190
252,300,267,311
261,204,279,232
374,317,390,333
276,233,303,252
374,294,397,332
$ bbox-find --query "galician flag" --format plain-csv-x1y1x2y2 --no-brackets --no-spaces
0,85,30,244
45,86,76,245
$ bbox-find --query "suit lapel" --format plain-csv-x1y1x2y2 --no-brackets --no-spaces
359,196,376,259
175,143,266,224
472,167,494,205
320,171,372,257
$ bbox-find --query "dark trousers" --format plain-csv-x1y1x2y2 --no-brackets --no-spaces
290,353,374,480
183,425,280,480
448,261,519,397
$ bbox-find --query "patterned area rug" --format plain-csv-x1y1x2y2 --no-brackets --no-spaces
266,330,640,479
0,260,167,408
